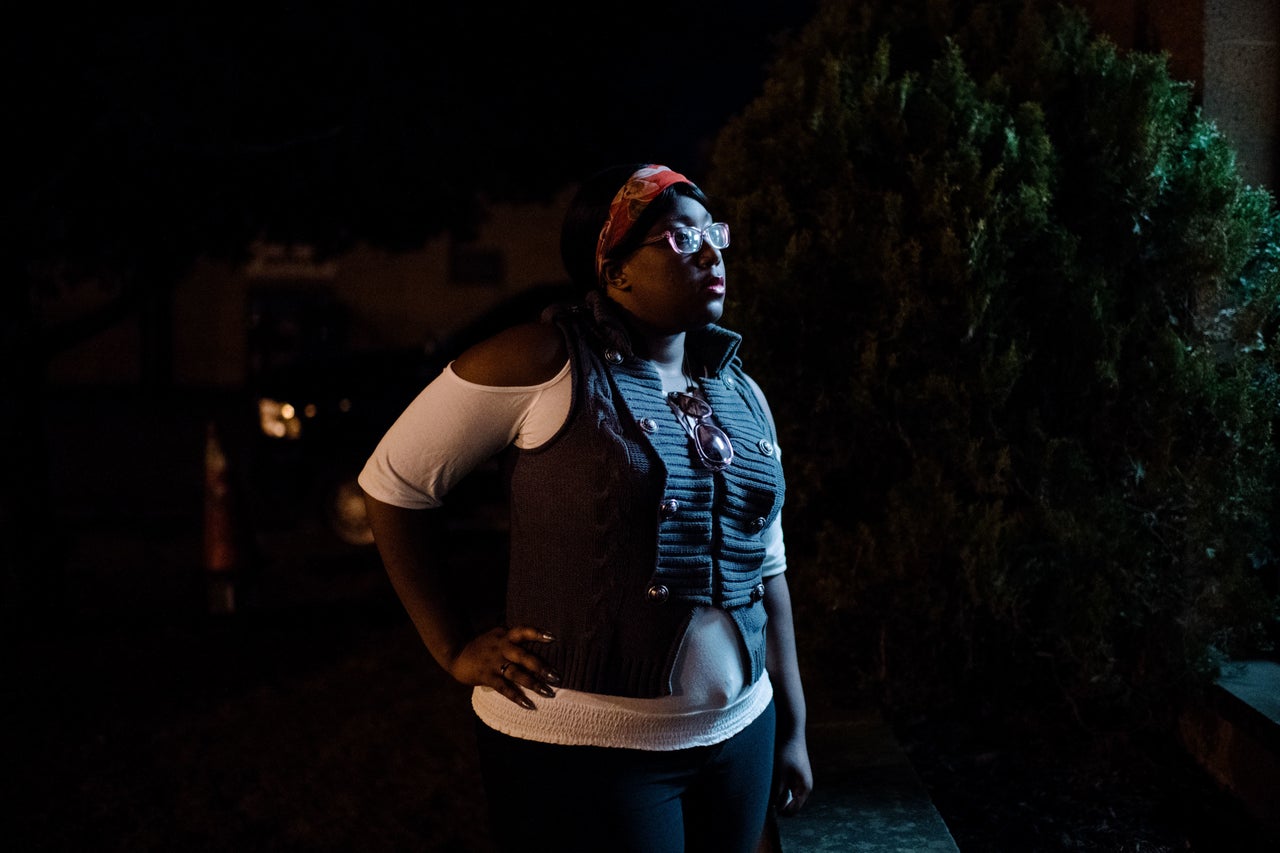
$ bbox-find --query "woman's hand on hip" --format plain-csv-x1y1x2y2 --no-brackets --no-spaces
447,626,560,710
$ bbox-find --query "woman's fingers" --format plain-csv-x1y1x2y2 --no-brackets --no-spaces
503,625,557,645
773,738,813,816
498,627,561,703
497,659,557,700
501,628,562,687
492,667,537,710
460,625,560,709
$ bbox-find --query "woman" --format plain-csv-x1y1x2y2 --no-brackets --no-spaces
360,164,811,852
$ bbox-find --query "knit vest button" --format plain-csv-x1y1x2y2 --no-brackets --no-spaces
750,516,767,533
604,348,623,365
659,498,679,518
646,584,670,604
639,417,658,433
751,583,766,602
757,438,774,456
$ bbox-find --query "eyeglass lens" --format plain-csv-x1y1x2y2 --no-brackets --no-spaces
670,223,730,254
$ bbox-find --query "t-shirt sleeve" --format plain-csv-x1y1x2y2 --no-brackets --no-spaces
358,359,571,509
760,514,787,578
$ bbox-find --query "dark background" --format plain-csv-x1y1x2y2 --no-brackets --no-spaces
6,3,1277,851
6,7,824,851
9,2,820,267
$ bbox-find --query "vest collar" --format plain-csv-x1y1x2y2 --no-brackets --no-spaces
583,290,742,377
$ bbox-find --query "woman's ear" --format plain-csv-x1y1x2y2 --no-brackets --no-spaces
602,262,630,291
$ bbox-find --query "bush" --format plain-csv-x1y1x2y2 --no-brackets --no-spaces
709,0,1280,723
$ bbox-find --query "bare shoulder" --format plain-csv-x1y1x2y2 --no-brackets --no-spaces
452,321,567,387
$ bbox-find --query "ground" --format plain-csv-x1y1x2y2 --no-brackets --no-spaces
899,702,1276,852
9,507,1278,851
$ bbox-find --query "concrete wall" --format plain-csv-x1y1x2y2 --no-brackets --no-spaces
1203,0,1279,188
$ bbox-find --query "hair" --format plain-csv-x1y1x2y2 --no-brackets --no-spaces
560,163,713,293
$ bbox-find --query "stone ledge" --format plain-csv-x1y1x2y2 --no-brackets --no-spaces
1179,659,1280,841
773,712,959,852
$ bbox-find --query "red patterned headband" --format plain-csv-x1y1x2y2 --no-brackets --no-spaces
594,165,694,282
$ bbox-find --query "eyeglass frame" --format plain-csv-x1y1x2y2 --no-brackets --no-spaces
636,222,731,256
666,390,734,471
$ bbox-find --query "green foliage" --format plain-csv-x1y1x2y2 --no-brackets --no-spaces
709,0,1280,721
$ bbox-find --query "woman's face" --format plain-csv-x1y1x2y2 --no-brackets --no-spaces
607,196,727,335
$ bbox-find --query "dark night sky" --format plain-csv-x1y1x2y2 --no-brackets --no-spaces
9,3,820,265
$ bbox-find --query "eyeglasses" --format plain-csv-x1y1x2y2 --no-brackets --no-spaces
638,222,731,256
666,390,734,471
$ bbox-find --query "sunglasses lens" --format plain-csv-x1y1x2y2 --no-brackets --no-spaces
694,423,734,469
669,392,712,418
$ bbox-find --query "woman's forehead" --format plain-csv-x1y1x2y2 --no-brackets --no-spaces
659,195,712,225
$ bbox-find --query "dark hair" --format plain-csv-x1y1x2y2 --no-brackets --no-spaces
559,163,712,293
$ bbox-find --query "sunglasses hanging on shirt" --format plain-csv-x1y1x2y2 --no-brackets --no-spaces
666,390,734,471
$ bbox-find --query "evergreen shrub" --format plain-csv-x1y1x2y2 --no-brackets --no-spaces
709,0,1280,722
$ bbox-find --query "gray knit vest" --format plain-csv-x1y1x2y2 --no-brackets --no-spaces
504,296,786,698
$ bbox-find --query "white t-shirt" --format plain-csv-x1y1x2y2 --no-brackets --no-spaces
359,361,786,749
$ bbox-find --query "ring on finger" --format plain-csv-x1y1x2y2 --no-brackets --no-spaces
500,662,511,677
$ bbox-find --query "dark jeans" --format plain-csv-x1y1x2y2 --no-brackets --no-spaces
475,700,776,853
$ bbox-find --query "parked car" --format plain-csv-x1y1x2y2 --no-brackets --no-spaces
236,281,578,547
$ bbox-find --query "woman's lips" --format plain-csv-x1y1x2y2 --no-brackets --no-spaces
705,276,726,294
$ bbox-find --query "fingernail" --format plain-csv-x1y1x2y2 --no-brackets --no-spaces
539,631,556,641
519,696,537,710
543,670,561,685
535,684,556,698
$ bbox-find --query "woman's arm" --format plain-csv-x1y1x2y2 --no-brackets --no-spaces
361,320,569,708
763,572,813,815
364,495,560,709
744,372,814,813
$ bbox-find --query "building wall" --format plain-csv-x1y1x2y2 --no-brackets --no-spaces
1074,0,1206,91
1075,0,1277,188
1203,0,1279,187
47,188,573,388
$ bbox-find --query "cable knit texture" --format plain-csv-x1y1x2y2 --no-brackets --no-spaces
504,294,785,698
